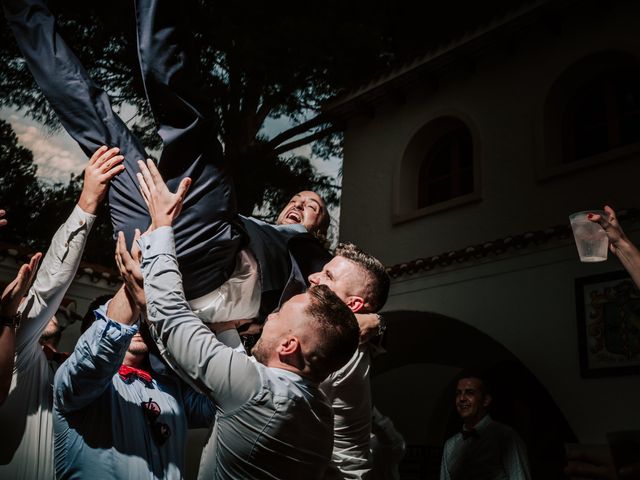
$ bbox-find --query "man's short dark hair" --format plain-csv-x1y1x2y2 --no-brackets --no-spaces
305,284,359,382
309,201,331,245
456,370,493,397
335,242,389,312
80,294,114,333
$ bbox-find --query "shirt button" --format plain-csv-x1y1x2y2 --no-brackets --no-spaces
79,219,85,226
64,242,69,248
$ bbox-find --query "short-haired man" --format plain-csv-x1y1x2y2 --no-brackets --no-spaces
138,158,390,479
117,161,360,478
0,147,123,479
440,375,531,480
311,242,389,480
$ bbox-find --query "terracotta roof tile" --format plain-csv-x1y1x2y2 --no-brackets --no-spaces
386,208,640,278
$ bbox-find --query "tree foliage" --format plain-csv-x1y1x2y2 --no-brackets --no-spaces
0,0,524,264
0,119,115,265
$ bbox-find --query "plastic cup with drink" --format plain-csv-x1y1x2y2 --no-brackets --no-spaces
569,210,609,262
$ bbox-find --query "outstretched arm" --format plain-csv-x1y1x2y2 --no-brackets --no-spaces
0,253,41,405
128,161,259,410
54,286,138,413
14,147,123,361
589,206,640,289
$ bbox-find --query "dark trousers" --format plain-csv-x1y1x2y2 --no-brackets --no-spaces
4,0,243,299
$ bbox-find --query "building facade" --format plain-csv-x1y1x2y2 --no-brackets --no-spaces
327,0,640,476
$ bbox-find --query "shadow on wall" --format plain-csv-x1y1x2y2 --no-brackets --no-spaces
373,310,576,480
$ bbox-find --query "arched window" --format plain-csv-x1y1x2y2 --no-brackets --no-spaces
544,51,640,174
418,126,473,208
394,115,479,223
563,67,640,163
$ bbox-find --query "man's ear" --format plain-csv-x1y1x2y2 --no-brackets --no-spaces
483,393,492,409
346,295,365,313
277,335,305,370
277,335,301,357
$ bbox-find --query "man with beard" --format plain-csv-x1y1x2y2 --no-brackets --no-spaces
114,160,361,479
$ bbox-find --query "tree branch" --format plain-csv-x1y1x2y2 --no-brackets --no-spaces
267,112,333,149
273,123,342,156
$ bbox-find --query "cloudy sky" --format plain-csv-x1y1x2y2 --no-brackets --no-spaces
1,108,88,183
0,107,341,183
1,104,342,239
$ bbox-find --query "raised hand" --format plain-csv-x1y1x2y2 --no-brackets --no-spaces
1,252,42,318
115,230,146,309
136,159,191,229
78,146,126,214
589,205,640,290
588,206,628,254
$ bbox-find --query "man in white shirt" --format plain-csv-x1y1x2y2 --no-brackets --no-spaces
0,147,123,479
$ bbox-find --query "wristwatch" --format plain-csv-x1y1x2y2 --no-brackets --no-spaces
376,313,387,338
0,312,21,329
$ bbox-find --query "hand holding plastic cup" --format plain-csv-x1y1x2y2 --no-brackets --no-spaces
569,210,609,262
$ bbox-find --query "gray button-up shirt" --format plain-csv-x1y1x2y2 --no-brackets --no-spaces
140,227,334,480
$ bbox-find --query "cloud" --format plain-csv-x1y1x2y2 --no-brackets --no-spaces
1,109,86,183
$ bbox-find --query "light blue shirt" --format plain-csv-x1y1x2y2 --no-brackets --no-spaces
140,226,334,480
53,309,215,479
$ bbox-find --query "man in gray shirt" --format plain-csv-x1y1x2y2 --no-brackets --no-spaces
116,160,361,479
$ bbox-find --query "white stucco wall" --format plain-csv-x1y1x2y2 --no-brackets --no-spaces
340,3,640,266
338,3,640,445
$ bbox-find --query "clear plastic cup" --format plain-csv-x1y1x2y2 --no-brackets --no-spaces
569,211,608,262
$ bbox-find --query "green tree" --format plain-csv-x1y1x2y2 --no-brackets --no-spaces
0,0,523,221
0,118,43,245
0,119,116,266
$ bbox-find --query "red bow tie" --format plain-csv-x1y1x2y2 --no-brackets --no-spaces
118,365,152,384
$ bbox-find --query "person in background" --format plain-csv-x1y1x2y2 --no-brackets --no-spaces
440,374,531,480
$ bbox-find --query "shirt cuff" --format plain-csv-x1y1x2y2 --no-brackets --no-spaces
71,204,97,231
138,226,176,259
94,305,139,338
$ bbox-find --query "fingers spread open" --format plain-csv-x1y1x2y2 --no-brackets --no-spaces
145,158,164,187
137,160,157,194
89,146,109,166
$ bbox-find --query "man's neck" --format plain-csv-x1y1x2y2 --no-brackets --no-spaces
123,351,146,369
265,358,316,383
464,412,488,430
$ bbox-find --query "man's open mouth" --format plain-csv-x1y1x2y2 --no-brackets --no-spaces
285,210,301,222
